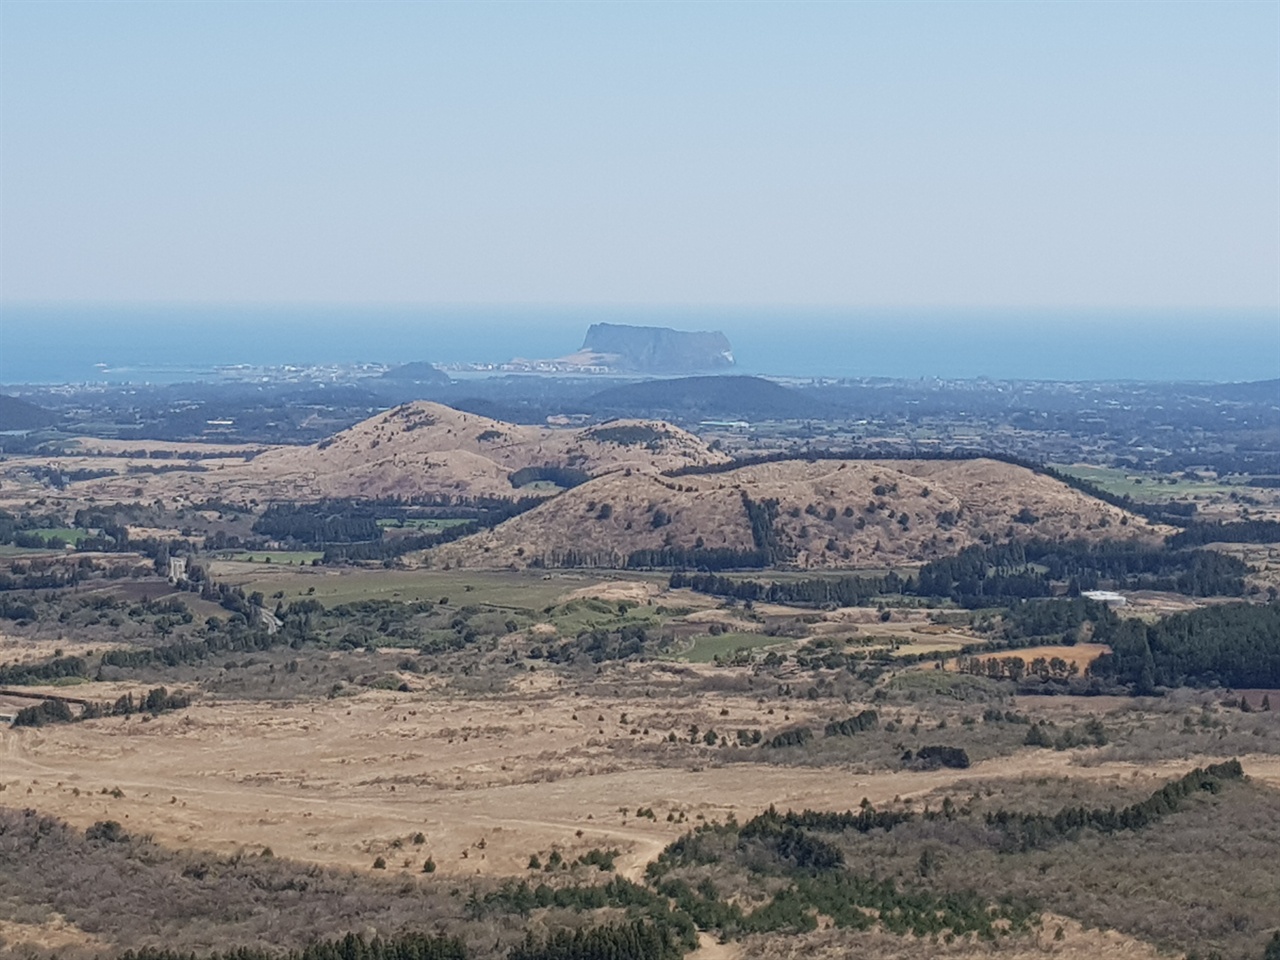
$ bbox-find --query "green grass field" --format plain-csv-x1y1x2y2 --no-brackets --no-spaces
1052,464,1250,502
0,544,63,557
210,565,634,612
0,527,92,555
679,631,785,663
546,597,660,635
11,527,87,544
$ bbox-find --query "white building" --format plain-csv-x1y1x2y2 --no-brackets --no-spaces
1081,589,1126,607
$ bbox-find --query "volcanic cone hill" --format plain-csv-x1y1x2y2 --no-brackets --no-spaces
0,395,58,432
65,402,731,504
427,457,1165,569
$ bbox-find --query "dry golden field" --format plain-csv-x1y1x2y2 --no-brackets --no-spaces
5,677,1278,882
1,409,1277,959
4,670,1279,959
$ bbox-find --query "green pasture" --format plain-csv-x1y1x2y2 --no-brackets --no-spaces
1052,464,1249,502
213,566,632,612
16,528,86,544
0,527,92,555
679,631,785,663
0,545,66,560
0,544,62,557
545,597,660,636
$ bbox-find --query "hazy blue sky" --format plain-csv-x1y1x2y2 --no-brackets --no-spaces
1,1,1276,310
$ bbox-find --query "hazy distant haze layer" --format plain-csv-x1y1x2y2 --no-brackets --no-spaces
1,3,1275,309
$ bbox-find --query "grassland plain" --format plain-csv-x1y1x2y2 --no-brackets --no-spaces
8,528,85,543
2,576,1279,958
677,631,788,663
2,404,1279,959
205,564,657,609
1050,464,1260,501
2,683,1278,960
0,545,65,557
5,677,1278,875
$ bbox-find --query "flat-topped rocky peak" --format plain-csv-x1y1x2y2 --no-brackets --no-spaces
580,323,734,373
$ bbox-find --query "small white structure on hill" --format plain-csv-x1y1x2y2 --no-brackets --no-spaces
167,556,187,584
1081,589,1126,607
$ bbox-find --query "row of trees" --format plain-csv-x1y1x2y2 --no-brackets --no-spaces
986,760,1244,850
823,709,879,737
648,806,1035,942
99,612,313,673
11,687,191,728
955,654,1082,683
253,497,542,553
671,539,1246,606
1168,519,1280,548
508,921,684,960
483,761,1261,956
914,540,1247,604
114,933,467,960
741,801,913,838
253,504,381,544
627,546,771,571
742,494,787,563
0,653,86,685
668,570,904,605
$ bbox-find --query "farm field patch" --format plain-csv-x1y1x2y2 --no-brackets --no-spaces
1052,463,1262,502
217,551,325,565
677,631,784,663
205,565,625,610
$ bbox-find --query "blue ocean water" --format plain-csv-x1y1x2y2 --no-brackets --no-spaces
0,304,1276,384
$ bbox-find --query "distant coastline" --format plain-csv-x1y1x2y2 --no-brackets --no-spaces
1,305,1276,384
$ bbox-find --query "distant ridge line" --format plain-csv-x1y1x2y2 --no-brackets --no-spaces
661,445,1004,477
662,448,1196,528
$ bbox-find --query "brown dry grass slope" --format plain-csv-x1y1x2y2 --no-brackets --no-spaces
33,402,729,505
429,458,1166,569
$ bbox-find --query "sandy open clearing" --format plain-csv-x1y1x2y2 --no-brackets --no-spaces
4,686,1274,887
